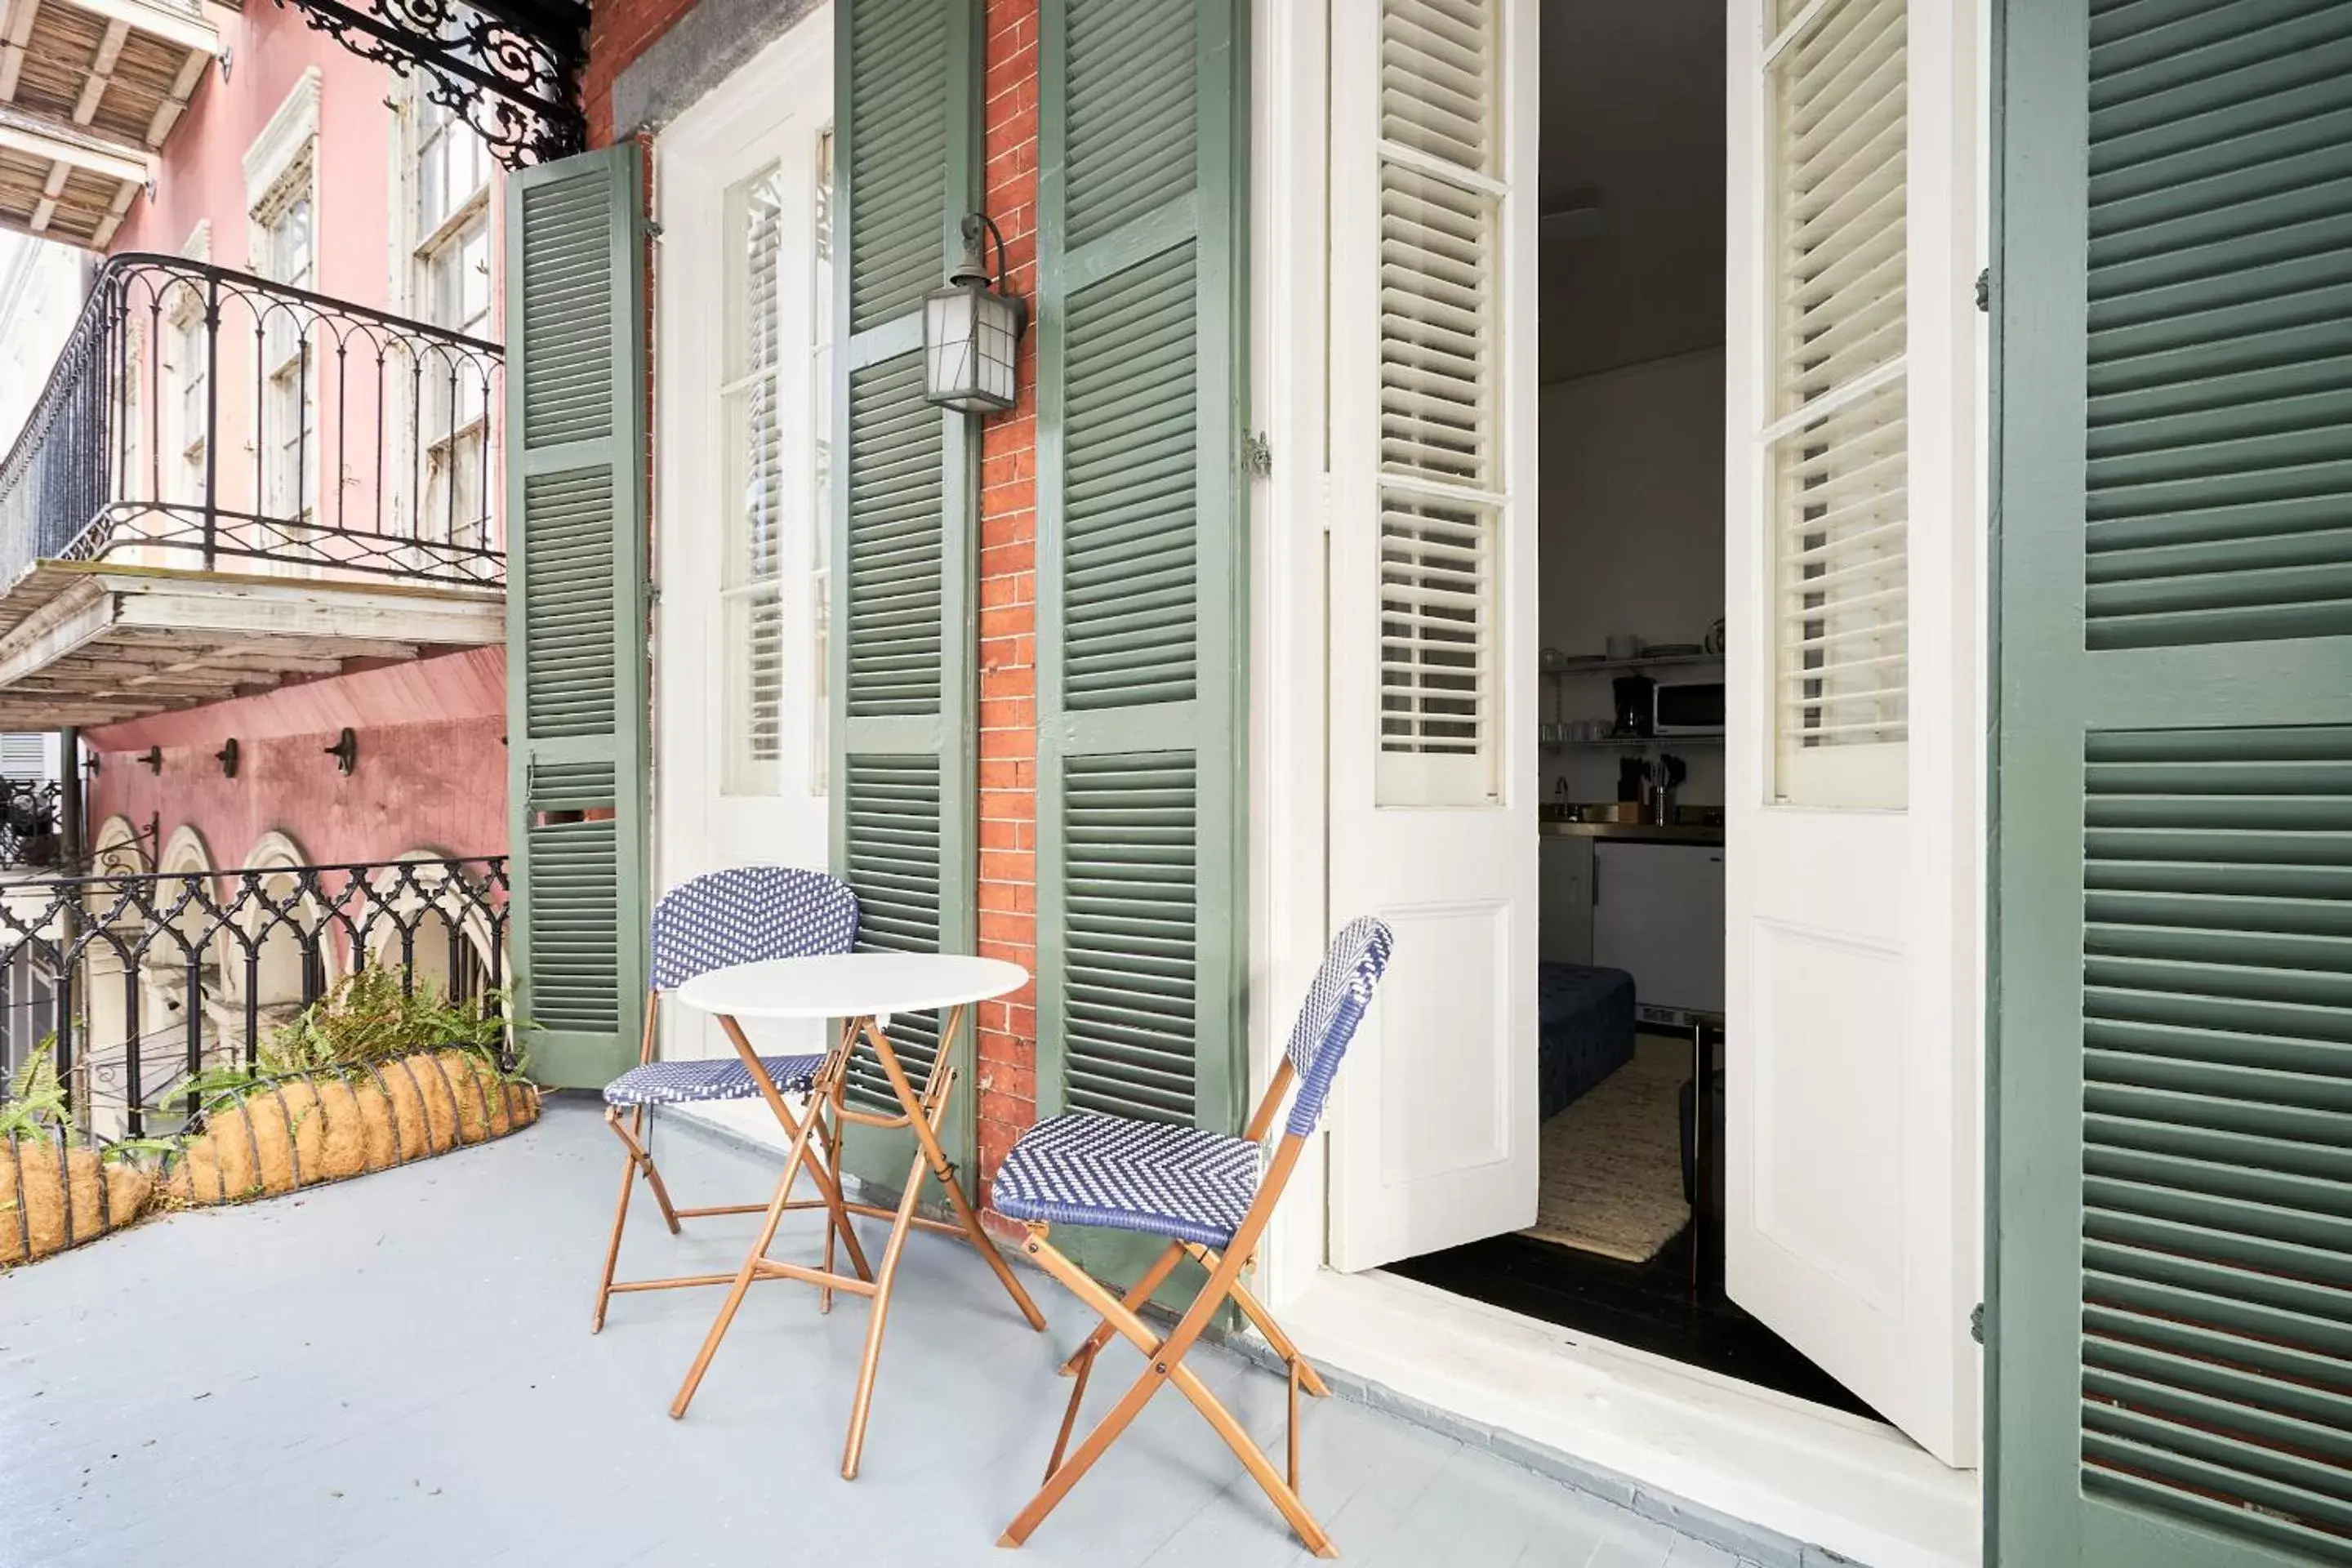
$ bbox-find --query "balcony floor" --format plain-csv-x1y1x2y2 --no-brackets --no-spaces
0,1097,1746,1568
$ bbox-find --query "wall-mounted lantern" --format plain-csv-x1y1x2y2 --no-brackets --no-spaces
923,212,1025,414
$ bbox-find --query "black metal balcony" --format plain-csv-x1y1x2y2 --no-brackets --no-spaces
0,854,510,1138
0,253,506,594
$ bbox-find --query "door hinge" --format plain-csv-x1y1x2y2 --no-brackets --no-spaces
1242,430,1272,478
1974,268,1990,313
1971,1301,1986,1345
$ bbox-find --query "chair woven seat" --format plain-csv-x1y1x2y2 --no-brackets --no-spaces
991,1111,1263,1250
603,1053,828,1107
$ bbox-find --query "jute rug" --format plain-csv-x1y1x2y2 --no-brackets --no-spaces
1521,1033,1690,1263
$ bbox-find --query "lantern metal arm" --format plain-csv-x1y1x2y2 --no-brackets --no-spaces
956,212,1027,336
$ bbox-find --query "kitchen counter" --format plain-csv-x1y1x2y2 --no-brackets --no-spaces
1540,818,1725,845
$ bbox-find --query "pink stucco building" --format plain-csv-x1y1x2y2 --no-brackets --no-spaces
78,0,508,878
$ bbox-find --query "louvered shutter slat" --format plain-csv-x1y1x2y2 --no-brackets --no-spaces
1762,0,1909,804
829,0,980,1144
503,145,652,1087
1995,6,2352,1552
1366,0,1500,804
1036,0,1245,1188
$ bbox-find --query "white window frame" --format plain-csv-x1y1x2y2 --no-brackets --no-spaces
246,72,321,529
648,16,835,943
164,219,212,510
392,74,497,549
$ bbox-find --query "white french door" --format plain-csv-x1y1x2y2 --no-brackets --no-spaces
1722,0,1980,1463
652,16,835,1075
1326,0,1542,1272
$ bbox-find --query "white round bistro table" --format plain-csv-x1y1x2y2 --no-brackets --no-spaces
665,951,1045,1479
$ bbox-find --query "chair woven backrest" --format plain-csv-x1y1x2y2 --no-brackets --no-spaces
648,866,860,990
1281,915,1395,1138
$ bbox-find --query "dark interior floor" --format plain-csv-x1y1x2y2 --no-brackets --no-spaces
1388,1226,1884,1423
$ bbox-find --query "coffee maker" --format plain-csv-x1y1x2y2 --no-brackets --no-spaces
1612,675,1655,737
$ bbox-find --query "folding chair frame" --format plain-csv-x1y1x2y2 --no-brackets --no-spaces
665,1004,1051,1480
591,989,873,1332
1000,1057,1342,1558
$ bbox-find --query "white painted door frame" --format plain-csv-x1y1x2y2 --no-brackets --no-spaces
1721,0,1983,1467
1239,0,1989,1557
652,9,835,1097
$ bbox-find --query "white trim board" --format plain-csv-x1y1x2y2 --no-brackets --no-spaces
243,66,320,204
1284,1268,1980,1568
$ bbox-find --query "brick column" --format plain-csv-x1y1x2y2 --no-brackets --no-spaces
974,0,1041,1211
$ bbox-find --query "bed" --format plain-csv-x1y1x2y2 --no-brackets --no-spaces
1537,962,1637,1122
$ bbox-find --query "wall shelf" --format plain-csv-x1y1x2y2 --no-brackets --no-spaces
1540,651,1725,678
1540,735,1726,752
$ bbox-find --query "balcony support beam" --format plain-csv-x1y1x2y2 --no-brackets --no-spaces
0,563,501,732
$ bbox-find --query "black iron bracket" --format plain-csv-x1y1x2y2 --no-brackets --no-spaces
274,0,588,167
324,727,359,776
215,737,239,777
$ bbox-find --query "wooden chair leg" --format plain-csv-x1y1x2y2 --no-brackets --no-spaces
1003,1232,1337,1558
821,1094,842,1315
1058,1239,1186,1377
1184,1243,1330,1399
667,1095,828,1420
592,1120,638,1334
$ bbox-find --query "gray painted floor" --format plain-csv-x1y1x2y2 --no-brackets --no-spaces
2,1098,1750,1567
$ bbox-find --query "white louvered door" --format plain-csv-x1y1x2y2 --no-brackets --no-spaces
1724,0,1980,1463
1327,0,1540,1272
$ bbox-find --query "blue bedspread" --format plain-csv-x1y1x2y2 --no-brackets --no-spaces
1538,963,1637,1122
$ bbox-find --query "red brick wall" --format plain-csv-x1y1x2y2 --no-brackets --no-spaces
974,0,1042,1203
580,0,694,148
577,0,1047,1200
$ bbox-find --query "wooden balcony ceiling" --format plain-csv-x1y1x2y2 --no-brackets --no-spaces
0,559,503,728
0,0,223,248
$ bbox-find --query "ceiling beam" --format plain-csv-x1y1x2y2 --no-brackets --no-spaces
26,157,62,230
145,45,204,145
64,0,220,57
74,16,129,125
0,0,37,100
0,115,150,185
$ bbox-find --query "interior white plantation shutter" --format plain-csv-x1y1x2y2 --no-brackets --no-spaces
725,168,788,790
1375,0,1501,807
1764,0,1909,808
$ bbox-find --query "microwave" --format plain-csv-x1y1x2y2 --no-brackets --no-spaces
1654,679,1725,736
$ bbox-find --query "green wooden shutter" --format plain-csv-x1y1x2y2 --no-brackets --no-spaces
1993,3,2352,1564
503,145,652,1090
830,0,982,1196
1034,0,1248,1264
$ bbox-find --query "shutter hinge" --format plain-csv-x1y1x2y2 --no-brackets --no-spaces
1971,1301,1986,1345
1974,268,1990,313
1242,430,1273,478
642,217,665,242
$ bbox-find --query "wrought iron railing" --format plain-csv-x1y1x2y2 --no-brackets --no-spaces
0,779,62,868
0,254,504,595
0,856,510,1136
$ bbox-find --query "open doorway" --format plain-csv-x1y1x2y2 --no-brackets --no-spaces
1382,1,1869,1421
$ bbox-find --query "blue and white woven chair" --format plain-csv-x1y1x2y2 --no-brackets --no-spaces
592,866,864,1332
992,915,1394,1558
